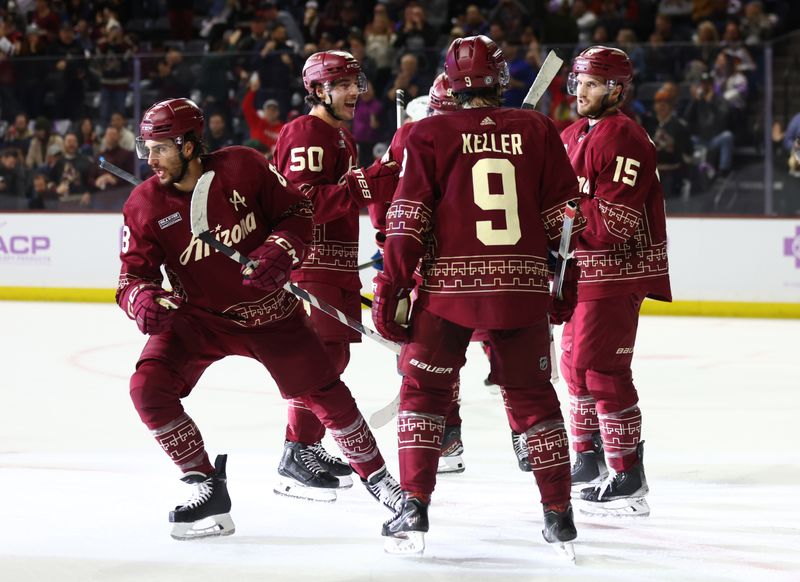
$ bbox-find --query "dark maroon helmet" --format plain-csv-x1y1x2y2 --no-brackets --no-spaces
139,98,204,141
568,46,633,94
302,50,366,93
444,35,509,93
428,73,458,112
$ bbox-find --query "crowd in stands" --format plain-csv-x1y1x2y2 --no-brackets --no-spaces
0,0,796,210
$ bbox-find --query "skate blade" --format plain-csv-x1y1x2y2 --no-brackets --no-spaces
437,455,465,474
570,474,609,496
578,496,650,518
170,513,235,540
335,474,354,489
273,478,337,503
384,531,425,556
549,541,576,563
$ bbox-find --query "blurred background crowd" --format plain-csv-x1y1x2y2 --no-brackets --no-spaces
0,0,798,214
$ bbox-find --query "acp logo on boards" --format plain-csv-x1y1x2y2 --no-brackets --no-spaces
783,226,800,268
0,221,51,264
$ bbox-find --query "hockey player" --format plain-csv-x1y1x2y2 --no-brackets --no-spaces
271,50,400,502
560,46,671,517
119,98,402,539
372,36,585,557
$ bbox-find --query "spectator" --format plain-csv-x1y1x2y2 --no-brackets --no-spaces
351,80,383,167
167,0,194,42
347,33,378,89
462,5,489,37
393,3,437,77
26,117,64,171
204,112,235,152
241,74,284,154
364,2,396,92
740,0,777,45
27,171,52,209
541,0,579,45
50,22,88,121
95,24,133,123
107,112,136,152
0,18,22,121
16,24,50,120
3,113,32,154
712,50,748,114
0,147,27,209
488,0,531,42
49,132,93,206
616,28,646,80
301,1,321,43
643,89,693,198
572,0,598,45
683,72,734,178
254,23,300,116
31,0,60,42
74,117,100,157
153,47,193,103
90,126,135,209
386,53,421,105
501,41,537,109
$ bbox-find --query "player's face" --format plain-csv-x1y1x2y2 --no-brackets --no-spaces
144,138,182,185
574,73,613,118
326,75,361,120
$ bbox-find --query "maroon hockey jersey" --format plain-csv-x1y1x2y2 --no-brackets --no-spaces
560,111,671,302
368,121,414,234
384,107,584,330
273,115,361,291
117,146,313,328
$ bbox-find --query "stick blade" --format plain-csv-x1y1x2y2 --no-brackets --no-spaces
521,50,564,110
189,170,216,237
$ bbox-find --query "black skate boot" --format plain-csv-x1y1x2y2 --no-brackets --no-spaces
362,466,403,513
511,431,532,472
382,494,430,555
169,454,235,540
437,425,465,474
571,432,608,495
579,441,650,517
308,441,353,489
274,441,340,502
542,503,577,561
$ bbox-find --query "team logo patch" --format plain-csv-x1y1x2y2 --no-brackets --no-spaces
157,212,182,229
229,189,247,211
539,356,549,371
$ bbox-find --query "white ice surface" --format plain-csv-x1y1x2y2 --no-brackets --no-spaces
1,302,799,581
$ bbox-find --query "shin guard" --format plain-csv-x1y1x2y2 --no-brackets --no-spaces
525,420,571,505
598,405,642,472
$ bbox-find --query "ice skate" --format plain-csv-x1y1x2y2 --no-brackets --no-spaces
511,431,531,472
542,503,577,562
578,442,650,518
274,441,339,502
570,432,608,495
437,425,465,474
362,466,403,513
308,441,353,488
169,454,236,540
382,494,429,556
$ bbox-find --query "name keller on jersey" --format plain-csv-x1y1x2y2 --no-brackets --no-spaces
462,132,523,155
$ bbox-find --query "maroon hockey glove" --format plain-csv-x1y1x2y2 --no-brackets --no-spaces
549,260,580,325
345,161,400,206
242,232,304,292
123,284,182,335
371,272,412,343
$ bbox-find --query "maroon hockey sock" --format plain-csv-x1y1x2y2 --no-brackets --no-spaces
526,420,571,505
151,413,214,474
599,405,642,472
569,394,600,453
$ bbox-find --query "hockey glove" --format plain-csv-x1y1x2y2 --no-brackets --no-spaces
242,232,304,292
549,259,580,325
123,284,182,335
344,160,400,206
371,272,412,343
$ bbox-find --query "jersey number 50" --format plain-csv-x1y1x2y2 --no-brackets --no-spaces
472,158,521,246
289,146,324,172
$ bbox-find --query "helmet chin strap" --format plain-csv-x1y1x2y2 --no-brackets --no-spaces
585,88,623,120
322,90,343,121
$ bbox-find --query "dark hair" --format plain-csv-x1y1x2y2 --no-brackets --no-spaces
453,86,504,107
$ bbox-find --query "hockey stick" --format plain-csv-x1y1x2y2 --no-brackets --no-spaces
552,200,578,300
395,88,405,129
369,55,566,428
189,170,401,354
522,50,564,110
